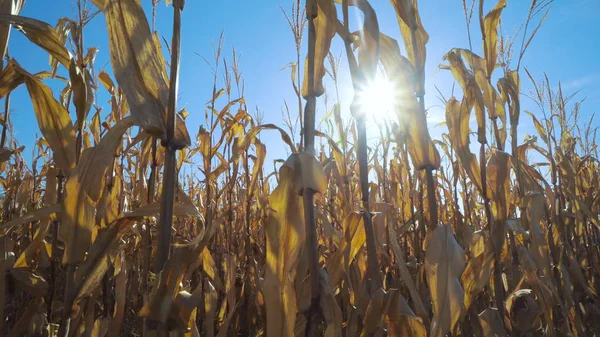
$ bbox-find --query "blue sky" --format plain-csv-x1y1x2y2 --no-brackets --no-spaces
6,0,600,171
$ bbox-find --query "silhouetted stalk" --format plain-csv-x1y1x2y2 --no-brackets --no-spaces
1,92,9,147
303,1,321,335
141,138,157,337
0,89,9,335
155,0,183,334
47,170,64,321
339,0,381,296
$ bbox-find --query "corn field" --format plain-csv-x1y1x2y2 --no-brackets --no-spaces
0,0,598,336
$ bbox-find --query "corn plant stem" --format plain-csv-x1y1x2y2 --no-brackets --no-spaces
156,1,182,334
1,92,10,148
156,0,183,273
47,171,64,321
303,1,321,335
142,138,157,337
58,264,76,337
480,144,506,323
243,149,253,336
0,91,9,336
356,115,383,293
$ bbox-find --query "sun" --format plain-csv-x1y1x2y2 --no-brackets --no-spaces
355,73,397,120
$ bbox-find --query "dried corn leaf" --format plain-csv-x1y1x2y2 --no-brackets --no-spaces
0,0,24,69
325,212,365,287
60,117,133,264
18,64,77,174
0,13,71,67
482,0,507,76
389,0,428,93
13,220,51,268
302,0,336,98
263,153,308,337
446,97,483,192
425,225,466,337
99,0,190,148
461,236,494,310
386,289,427,337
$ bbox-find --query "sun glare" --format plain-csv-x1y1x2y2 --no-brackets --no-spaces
355,74,397,119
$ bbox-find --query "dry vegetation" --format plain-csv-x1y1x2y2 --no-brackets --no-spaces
0,0,598,336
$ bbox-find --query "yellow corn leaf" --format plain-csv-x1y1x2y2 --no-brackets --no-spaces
482,0,507,77
445,49,486,143
523,192,551,277
343,0,380,80
302,0,336,98
525,110,549,144
497,70,520,126
460,49,505,122
486,151,511,252
69,60,92,128
378,33,416,91
99,0,190,148
0,14,71,67
16,64,76,175
198,247,223,290
0,60,26,97
446,97,483,192
140,247,187,330
13,220,51,268
44,165,58,206
60,117,133,264
204,279,217,337
386,289,427,337
0,0,24,69
325,212,365,287
318,269,342,337
248,140,266,197
263,153,310,337
96,172,122,228
461,236,494,310
406,96,441,170
232,123,295,160
389,0,428,94
425,225,466,337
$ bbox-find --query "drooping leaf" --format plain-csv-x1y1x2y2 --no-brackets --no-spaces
302,0,337,98
386,289,427,337
0,13,71,67
0,0,25,69
389,0,428,94
60,117,134,264
98,0,190,148
263,153,310,337
482,0,507,76
16,64,77,174
425,225,466,337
